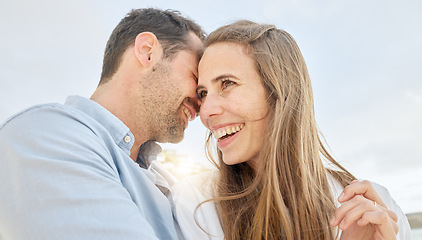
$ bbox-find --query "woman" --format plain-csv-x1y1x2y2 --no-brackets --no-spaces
172,20,411,240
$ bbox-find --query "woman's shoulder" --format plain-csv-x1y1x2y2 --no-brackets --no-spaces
172,170,224,240
172,170,218,203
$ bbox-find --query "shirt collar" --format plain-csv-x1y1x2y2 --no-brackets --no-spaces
65,95,134,152
65,96,163,168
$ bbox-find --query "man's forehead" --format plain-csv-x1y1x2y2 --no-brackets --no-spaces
186,31,205,60
185,33,204,80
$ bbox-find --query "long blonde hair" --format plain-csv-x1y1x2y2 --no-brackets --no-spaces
203,20,355,240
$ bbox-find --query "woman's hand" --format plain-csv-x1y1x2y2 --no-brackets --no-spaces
330,180,399,240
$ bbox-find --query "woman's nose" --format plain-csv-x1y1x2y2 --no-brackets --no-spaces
199,93,224,120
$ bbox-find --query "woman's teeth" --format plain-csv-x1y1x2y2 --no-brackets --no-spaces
212,123,244,140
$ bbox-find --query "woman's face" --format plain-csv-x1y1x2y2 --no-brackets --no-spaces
197,42,270,168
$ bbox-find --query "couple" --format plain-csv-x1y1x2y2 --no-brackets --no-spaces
0,8,410,240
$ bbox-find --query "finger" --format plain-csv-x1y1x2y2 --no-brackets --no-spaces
358,212,399,235
338,180,386,207
332,196,399,229
336,196,376,230
331,194,367,227
374,232,383,240
365,201,399,223
350,179,360,184
357,211,399,238
372,204,399,223
384,208,399,223
332,194,398,228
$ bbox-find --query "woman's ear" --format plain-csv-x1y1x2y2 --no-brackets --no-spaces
134,32,163,67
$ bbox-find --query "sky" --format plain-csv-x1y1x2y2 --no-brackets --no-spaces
0,0,421,214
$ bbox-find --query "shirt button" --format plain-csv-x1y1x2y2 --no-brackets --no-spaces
124,135,131,143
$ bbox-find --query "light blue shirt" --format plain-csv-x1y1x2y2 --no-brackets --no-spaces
0,96,179,240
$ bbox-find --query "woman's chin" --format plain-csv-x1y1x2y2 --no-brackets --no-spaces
222,157,245,166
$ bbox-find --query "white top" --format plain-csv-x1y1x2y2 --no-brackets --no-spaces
172,171,412,240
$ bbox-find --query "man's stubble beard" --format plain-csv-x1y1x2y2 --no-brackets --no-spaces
139,61,185,143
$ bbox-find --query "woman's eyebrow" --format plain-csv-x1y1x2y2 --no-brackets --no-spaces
197,74,239,89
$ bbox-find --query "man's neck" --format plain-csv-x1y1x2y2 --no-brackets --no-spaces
130,147,140,162
91,84,149,163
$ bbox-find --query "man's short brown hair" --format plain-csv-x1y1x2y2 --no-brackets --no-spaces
99,8,205,84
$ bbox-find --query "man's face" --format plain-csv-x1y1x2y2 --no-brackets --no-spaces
139,33,203,143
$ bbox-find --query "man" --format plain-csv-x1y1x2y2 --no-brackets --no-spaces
0,8,205,240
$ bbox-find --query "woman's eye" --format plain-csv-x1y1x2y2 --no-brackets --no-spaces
197,90,207,99
221,79,235,89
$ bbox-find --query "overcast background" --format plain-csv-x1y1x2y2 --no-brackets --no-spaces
1,0,421,214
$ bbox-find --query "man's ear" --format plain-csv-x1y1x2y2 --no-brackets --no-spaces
134,32,162,67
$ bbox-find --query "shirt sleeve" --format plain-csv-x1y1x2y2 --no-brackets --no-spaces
0,106,161,240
